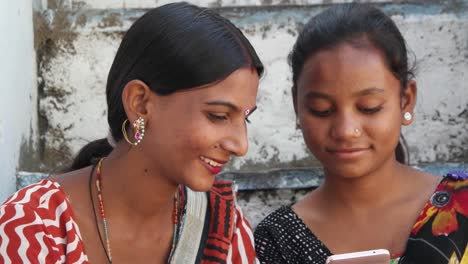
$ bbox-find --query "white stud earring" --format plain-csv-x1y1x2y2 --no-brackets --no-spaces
404,112,412,121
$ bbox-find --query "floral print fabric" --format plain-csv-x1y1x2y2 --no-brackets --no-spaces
401,171,468,264
254,171,468,264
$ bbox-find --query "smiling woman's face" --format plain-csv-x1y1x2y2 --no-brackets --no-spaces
295,43,415,179
141,67,259,191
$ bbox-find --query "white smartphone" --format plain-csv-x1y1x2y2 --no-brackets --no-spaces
325,249,390,264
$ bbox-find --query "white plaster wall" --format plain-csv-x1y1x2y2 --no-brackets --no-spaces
229,11,468,167
0,1,37,201
41,33,117,152
69,0,390,8
39,6,468,170
233,22,310,168
242,10,468,166
397,14,468,162
40,18,309,168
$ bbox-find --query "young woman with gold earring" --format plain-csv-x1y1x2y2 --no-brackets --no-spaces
0,3,264,263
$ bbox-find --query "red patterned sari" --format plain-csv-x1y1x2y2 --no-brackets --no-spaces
0,179,257,264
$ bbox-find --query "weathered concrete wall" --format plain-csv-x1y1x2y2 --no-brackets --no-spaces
49,0,394,9
399,12,468,162
0,1,38,201
33,1,468,173
20,1,465,226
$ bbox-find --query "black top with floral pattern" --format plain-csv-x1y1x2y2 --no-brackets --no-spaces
254,171,468,264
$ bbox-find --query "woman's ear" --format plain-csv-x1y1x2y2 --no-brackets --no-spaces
401,80,417,126
121,80,152,122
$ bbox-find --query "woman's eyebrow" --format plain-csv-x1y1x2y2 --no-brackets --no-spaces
205,101,241,112
305,87,385,99
352,87,385,97
305,91,331,100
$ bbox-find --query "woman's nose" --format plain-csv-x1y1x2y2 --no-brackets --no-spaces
330,113,362,141
219,123,249,157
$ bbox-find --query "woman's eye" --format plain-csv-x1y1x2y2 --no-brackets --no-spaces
359,106,383,114
308,108,333,117
208,113,228,122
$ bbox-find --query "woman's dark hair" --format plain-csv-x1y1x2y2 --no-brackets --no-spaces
68,139,113,171
290,3,412,164
67,2,264,171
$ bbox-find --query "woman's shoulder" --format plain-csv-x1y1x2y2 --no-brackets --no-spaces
0,179,87,262
256,205,324,242
0,178,75,224
410,170,468,237
255,205,317,238
255,206,331,263
403,171,468,263
0,179,71,238
256,206,298,229
2,179,66,208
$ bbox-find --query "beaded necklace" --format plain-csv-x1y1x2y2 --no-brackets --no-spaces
89,158,181,264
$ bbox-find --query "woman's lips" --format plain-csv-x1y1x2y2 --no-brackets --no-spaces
200,156,227,175
327,148,370,159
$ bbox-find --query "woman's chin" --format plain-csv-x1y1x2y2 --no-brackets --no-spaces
184,177,216,192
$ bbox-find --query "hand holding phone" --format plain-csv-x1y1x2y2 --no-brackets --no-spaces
325,249,390,264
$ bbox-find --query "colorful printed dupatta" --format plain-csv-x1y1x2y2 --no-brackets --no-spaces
400,171,468,264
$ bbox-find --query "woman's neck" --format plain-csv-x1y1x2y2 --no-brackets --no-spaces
319,159,410,213
98,143,179,220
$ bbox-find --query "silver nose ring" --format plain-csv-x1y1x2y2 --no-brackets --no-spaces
354,128,361,136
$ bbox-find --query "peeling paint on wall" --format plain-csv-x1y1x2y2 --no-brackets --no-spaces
395,14,468,163
39,33,119,169
33,2,468,173
228,19,315,170
66,0,429,9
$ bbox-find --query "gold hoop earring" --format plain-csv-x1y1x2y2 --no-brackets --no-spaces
122,117,145,146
